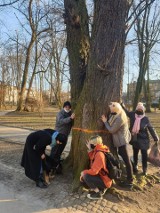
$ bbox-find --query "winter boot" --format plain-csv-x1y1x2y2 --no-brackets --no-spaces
142,167,147,176
131,160,138,174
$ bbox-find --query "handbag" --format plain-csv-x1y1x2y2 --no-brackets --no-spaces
45,145,52,156
129,134,137,145
148,144,160,166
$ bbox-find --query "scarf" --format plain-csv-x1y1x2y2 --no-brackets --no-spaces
132,114,145,135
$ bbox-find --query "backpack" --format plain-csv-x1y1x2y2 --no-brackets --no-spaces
97,151,122,180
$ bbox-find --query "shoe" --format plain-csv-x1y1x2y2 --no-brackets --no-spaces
101,188,108,196
119,180,133,188
36,180,48,188
142,169,147,176
133,165,138,174
142,166,147,176
87,191,103,200
131,161,138,174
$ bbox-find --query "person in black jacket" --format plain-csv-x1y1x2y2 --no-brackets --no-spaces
55,101,75,154
121,102,159,175
21,129,67,188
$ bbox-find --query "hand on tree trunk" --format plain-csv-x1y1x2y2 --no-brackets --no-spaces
101,115,107,123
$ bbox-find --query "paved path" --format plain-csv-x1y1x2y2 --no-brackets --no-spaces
0,182,47,213
0,126,32,144
0,125,148,213
0,125,71,154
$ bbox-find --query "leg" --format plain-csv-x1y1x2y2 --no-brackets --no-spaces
118,145,133,182
83,174,106,191
141,149,148,175
132,147,139,173
83,174,107,200
133,147,139,166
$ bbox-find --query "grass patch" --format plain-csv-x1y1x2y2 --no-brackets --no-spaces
0,107,59,130
0,108,159,134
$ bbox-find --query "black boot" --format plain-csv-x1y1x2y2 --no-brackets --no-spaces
36,176,48,188
142,167,147,176
131,160,138,174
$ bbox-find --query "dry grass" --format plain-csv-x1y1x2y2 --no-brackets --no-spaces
146,111,160,135
0,107,59,130
0,107,160,135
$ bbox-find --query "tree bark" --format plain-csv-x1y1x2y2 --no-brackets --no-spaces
68,0,129,190
64,0,90,108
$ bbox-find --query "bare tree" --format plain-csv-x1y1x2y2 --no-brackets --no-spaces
132,0,160,110
15,0,51,111
0,0,20,7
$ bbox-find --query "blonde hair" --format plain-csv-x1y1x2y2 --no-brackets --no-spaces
119,109,128,124
89,135,103,145
109,102,128,124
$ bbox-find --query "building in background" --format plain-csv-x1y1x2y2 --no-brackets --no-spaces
127,79,160,105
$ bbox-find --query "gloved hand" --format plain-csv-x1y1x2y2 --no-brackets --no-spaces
155,141,158,146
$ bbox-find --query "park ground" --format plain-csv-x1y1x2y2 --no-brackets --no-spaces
0,107,160,213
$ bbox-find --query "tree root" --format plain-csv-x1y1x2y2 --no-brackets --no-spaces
131,173,160,191
108,187,125,201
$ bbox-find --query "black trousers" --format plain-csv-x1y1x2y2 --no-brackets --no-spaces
83,174,106,190
133,147,148,170
118,145,133,181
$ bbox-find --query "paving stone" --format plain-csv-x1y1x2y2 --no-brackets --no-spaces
109,211,116,213
112,205,118,212
92,207,99,212
96,210,102,213
86,204,93,211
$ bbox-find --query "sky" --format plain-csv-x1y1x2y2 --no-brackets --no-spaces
0,1,160,93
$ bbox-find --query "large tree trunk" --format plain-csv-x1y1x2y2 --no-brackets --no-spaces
64,0,90,108
68,0,129,190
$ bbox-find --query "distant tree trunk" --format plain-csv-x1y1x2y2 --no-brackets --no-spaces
24,41,39,111
143,68,151,112
67,0,129,189
16,37,35,111
64,0,90,108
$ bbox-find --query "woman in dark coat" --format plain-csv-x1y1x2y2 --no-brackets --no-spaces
21,129,67,188
122,102,159,175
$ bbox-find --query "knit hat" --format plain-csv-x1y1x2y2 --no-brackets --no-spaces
56,133,67,144
136,102,145,112
109,102,122,114
89,135,103,145
63,101,71,108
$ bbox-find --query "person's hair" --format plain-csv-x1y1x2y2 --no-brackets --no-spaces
63,101,71,108
109,102,128,124
119,109,128,124
56,133,67,144
89,135,103,145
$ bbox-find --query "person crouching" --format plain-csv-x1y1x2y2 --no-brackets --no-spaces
80,135,112,200
21,129,67,188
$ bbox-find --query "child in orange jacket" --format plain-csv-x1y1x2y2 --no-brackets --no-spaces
80,135,112,200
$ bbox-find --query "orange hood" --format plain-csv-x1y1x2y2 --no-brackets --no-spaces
94,144,110,153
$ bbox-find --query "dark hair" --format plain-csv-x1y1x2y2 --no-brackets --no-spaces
63,101,71,108
56,133,67,144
